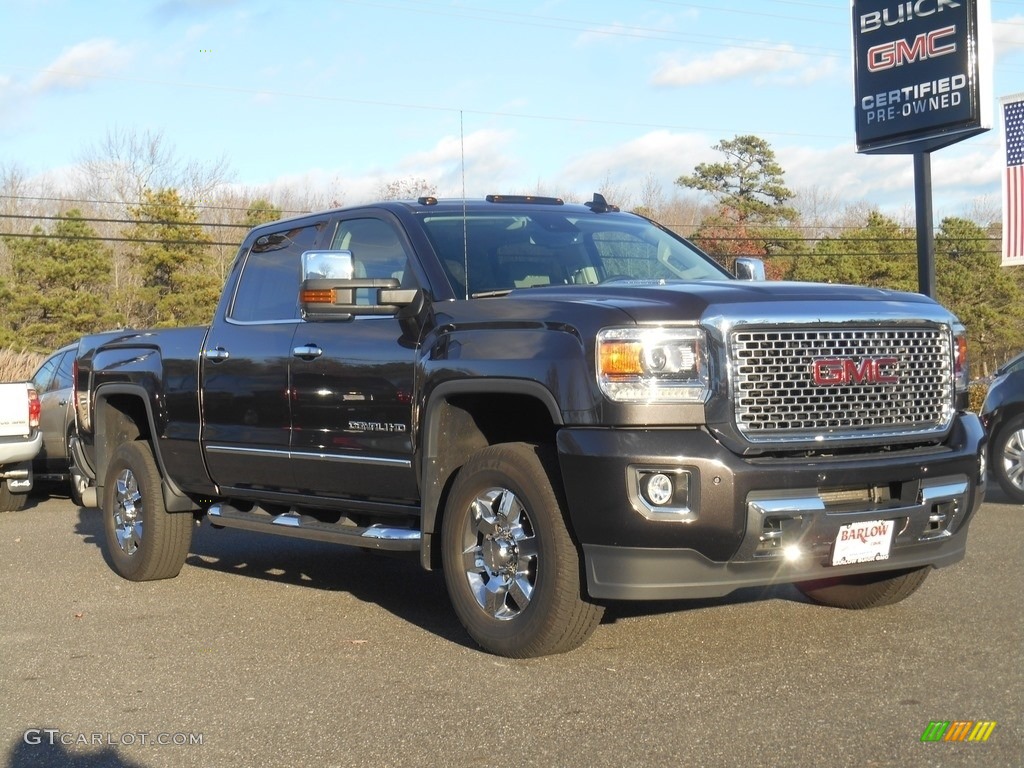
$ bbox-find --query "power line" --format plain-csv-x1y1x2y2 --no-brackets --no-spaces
0,231,240,248
0,193,312,216
0,212,252,230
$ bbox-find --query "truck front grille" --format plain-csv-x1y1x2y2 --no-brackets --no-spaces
731,326,953,444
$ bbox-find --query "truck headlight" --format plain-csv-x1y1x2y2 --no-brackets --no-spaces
597,327,709,403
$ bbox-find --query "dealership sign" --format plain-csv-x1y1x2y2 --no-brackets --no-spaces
853,0,991,154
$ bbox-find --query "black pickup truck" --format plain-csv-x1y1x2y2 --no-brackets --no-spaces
72,194,986,657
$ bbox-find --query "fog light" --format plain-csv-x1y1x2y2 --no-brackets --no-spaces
643,473,674,506
783,545,802,561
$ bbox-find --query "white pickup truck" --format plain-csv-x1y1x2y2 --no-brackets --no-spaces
0,381,42,511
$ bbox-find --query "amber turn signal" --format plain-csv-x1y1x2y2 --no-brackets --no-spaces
300,288,336,304
599,341,642,376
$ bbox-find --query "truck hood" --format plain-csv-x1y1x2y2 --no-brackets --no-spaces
505,279,957,327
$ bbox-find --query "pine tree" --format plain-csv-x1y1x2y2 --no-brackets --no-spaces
124,188,220,327
676,135,799,263
936,217,1024,375
0,210,119,350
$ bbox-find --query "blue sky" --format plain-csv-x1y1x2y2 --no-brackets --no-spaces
2,0,1023,219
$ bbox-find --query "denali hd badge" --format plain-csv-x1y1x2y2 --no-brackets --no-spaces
812,357,899,385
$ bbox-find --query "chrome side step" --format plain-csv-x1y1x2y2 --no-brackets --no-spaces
207,503,421,551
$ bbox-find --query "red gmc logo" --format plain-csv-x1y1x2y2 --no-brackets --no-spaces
812,357,899,386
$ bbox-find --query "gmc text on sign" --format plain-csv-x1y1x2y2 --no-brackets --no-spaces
852,0,991,154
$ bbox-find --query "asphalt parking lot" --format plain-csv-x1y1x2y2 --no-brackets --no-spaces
1,486,1020,768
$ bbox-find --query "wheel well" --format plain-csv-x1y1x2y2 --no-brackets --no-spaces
990,405,1024,448
423,392,558,569
95,393,147,488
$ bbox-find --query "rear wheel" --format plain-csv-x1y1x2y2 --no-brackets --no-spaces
441,442,604,657
795,566,930,609
102,441,193,581
991,414,1024,504
0,480,28,512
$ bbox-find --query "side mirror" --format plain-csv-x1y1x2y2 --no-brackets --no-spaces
734,257,766,281
299,250,418,320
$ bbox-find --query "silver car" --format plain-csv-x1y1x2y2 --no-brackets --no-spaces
31,343,89,505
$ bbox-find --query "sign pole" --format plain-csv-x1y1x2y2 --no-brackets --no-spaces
913,152,935,298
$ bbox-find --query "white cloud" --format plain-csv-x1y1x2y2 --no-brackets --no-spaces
255,128,520,204
153,0,239,22
30,39,133,93
553,130,718,203
993,16,1024,59
652,45,814,87
778,141,1002,217
0,74,29,132
561,130,711,182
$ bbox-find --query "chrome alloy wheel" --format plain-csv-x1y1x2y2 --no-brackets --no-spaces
112,467,144,555
1002,426,1024,495
459,487,539,620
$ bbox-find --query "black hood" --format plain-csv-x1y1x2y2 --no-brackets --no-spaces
504,280,952,327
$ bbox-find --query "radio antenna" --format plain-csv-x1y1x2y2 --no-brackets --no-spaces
460,110,469,299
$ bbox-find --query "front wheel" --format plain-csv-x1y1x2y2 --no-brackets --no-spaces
102,441,193,581
795,566,930,609
991,414,1024,504
441,442,604,657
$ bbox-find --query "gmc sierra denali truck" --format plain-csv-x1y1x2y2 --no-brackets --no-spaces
71,194,986,657
0,381,42,511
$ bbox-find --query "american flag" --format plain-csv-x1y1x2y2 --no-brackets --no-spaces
1004,94,1024,267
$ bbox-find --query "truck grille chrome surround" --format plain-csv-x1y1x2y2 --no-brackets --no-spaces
730,325,954,444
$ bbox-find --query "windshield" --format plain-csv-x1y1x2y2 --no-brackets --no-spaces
419,211,730,298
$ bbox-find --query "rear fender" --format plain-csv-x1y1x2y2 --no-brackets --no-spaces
93,385,197,513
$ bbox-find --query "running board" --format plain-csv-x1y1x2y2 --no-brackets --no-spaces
207,503,421,551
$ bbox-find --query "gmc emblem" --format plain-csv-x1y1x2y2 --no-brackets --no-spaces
812,357,899,386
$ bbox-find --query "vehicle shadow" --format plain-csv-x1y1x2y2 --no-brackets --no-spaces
72,507,811,650
73,508,470,650
5,730,147,768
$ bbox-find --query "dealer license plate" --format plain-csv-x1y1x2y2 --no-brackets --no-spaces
831,520,894,566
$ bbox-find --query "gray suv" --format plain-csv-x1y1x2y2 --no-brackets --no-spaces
31,343,89,505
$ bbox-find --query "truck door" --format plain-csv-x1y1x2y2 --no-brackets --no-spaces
201,221,328,494
289,216,420,502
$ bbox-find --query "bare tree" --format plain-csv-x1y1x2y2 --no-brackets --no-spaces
375,177,437,201
635,173,666,217
75,126,233,206
793,185,845,242
0,163,62,279
595,172,634,211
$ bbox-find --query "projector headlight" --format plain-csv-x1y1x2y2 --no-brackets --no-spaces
597,327,709,403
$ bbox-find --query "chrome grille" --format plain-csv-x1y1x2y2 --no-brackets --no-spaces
731,326,953,443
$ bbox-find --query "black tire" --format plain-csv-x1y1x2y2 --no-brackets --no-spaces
0,480,29,513
67,429,89,508
441,442,604,657
102,441,193,581
991,414,1024,504
795,566,930,609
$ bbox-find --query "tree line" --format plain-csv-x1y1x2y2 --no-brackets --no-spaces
0,130,1020,377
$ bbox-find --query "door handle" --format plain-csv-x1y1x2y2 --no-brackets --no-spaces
204,347,230,362
293,344,323,360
